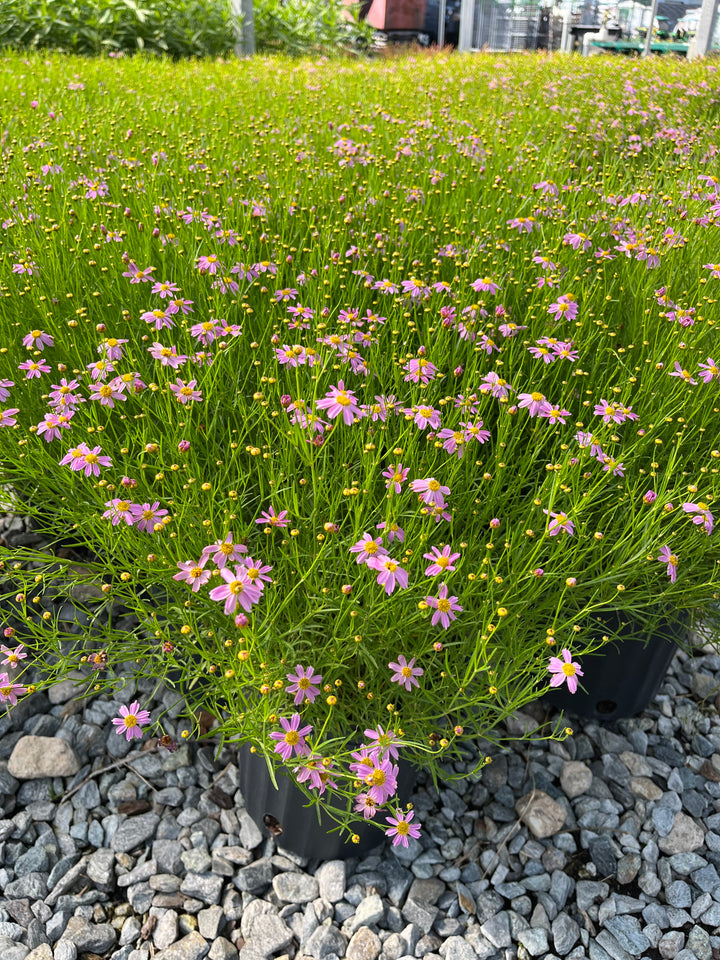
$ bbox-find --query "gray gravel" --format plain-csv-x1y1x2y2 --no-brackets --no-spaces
3,516,720,959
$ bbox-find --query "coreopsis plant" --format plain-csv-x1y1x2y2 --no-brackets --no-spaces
1,51,720,845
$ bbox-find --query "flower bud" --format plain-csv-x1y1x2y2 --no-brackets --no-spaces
235,614,249,627
178,440,191,453
642,490,657,504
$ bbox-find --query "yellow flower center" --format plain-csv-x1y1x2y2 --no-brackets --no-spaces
191,567,203,578
395,820,410,835
336,394,352,406
437,598,451,613
531,392,544,402
428,480,441,491
436,557,450,568
368,769,386,786
124,715,137,728
284,730,299,746
31,329,42,338
298,677,310,690
85,453,98,464
401,666,413,677
365,542,378,554
229,581,245,595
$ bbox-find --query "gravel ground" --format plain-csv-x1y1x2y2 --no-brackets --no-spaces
2,515,720,960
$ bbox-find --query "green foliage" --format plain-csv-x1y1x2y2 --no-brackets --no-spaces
0,0,373,58
1,50,720,841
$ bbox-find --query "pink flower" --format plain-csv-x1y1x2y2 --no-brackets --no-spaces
102,498,135,526
169,379,203,404
541,405,572,426
0,380,13,402
354,793,379,820
286,665,323,706
315,381,364,426
141,308,175,331
89,381,126,408
22,329,54,351
148,342,188,368
669,362,697,385
548,296,579,321
173,560,211,592
60,443,111,477
518,392,551,417
643,490,657,504
594,400,624,425
0,645,26,670
0,408,19,428
99,338,129,361
425,583,463,629
364,725,403,760
658,545,679,583
197,254,222,274
18,359,50,379
209,565,262,615
388,655,423,692
367,555,409,595
129,502,168,534
350,534,388,566
403,357,440,385
0,673,26,705
364,756,399,804
112,701,152,741
386,809,422,847
190,320,220,345
423,545,460,577
471,277,500,295
255,506,289,528
239,556,273,590
269,714,312,761
437,427,467,459
544,510,575,537
548,650,583,694
376,520,404,543
699,358,720,383
152,280,180,298
382,463,409,494
295,756,337,795
411,405,442,431
410,477,450,507
682,502,714,535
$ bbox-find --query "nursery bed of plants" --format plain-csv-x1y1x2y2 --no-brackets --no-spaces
1,51,720,844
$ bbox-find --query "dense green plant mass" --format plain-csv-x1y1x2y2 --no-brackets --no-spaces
0,0,372,58
1,52,720,842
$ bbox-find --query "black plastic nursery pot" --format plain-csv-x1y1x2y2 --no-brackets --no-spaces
543,610,687,722
237,745,417,860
